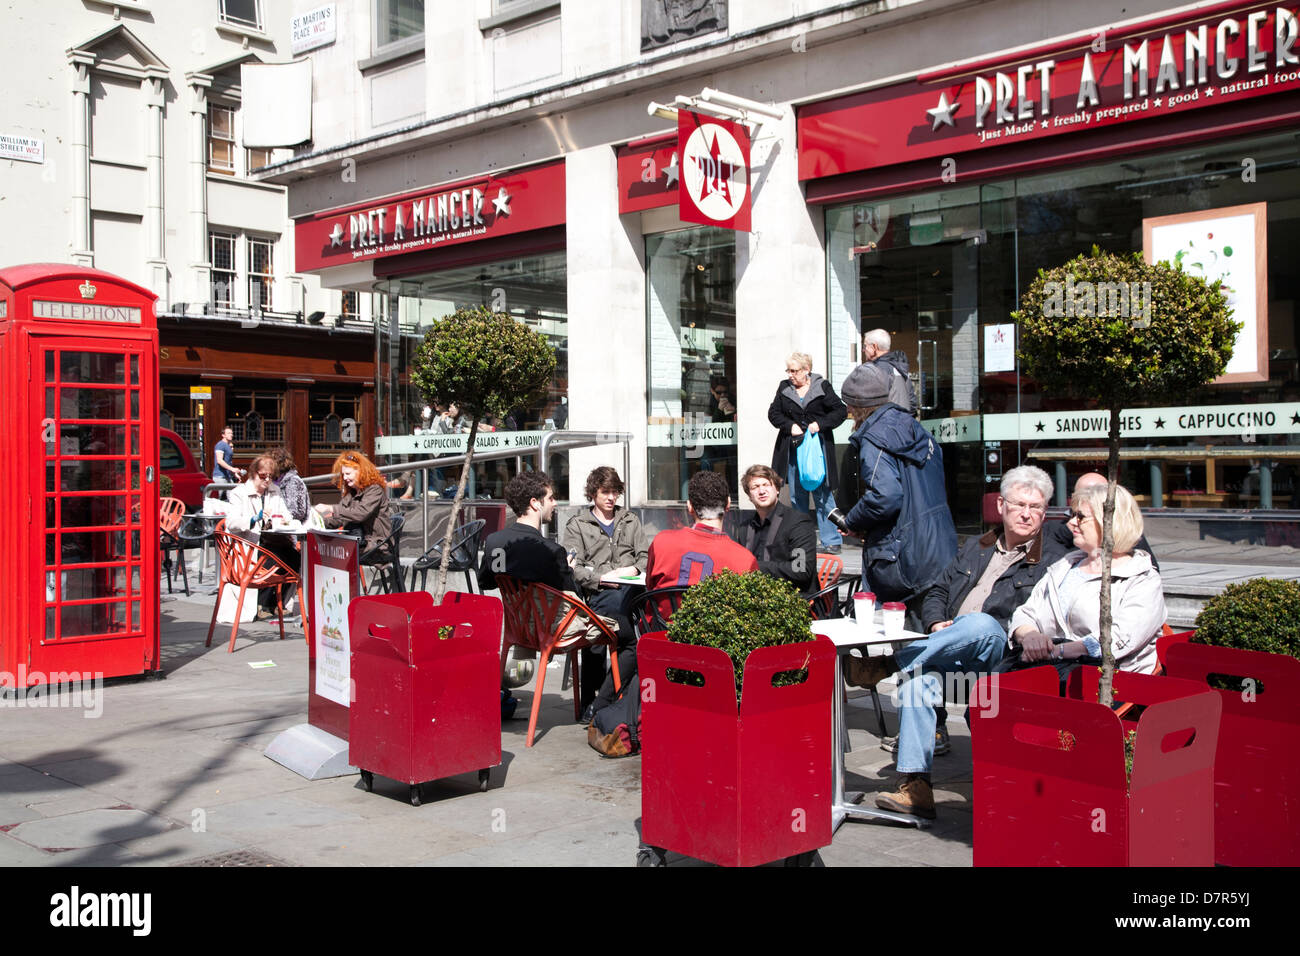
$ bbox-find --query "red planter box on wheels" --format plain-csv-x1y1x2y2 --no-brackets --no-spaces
971,666,1221,867
637,631,835,867
1166,642,1300,867
348,591,502,806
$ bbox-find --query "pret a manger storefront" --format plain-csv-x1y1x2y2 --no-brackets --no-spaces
799,0,1300,525
294,160,569,497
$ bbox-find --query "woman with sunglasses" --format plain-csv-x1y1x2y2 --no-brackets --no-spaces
1006,482,1165,677
314,451,392,553
225,454,299,618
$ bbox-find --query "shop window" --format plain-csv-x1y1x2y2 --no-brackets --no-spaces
646,226,737,502
375,0,423,50
219,0,263,31
228,389,285,445
310,392,361,454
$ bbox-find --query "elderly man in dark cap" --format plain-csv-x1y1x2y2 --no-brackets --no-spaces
831,362,956,611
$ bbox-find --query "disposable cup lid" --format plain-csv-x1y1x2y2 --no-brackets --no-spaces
854,592,876,601
882,602,906,610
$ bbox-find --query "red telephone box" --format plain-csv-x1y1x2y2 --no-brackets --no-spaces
0,264,161,687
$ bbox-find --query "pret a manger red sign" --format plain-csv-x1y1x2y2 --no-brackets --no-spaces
798,1,1300,180
294,160,565,272
678,110,751,232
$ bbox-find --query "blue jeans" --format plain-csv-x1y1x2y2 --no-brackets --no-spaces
894,612,1008,774
787,458,841,548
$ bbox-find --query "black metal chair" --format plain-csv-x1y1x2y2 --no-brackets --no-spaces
408,518,487,594
808,581,843,621
360,512,405,594
631,586,690,635
176,512,223,585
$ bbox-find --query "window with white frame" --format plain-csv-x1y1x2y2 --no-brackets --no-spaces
209,101,273,175
340,290,359,320
248,237,274,311
208,104,235,173
210,231,236,308
375,0,423,49
220,0,263,31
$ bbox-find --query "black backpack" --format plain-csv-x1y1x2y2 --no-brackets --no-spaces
587,678,641,758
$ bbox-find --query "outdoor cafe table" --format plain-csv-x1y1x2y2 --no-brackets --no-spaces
811,616,929,831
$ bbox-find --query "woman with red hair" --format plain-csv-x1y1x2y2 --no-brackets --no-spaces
313,450,392,553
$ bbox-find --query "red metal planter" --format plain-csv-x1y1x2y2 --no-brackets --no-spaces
348,591,502,805
971,666,1221,867
637,631,835,867
1165,642,1300,867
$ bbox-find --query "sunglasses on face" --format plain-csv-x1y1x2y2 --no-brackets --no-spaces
1067,510,1092,524
255,472,273,479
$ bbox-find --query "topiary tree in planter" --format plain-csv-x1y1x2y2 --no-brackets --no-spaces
666,570,813,703
1015,248,1238,705
408,306,556,601
1192,577,1300,658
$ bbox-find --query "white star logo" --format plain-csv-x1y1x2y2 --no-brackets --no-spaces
1204,87,1214,97
663,152,680,187
1041,120,1049,130
328,223,344,247
926,92,960,130
492,187,511,216
1153,97,1163,107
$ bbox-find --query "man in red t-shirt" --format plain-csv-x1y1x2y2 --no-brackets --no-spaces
647,472,758,598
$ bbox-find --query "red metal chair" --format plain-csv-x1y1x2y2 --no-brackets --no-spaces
159,497,190,596
495,575,622,747
206,529,304,653
815,552,843,591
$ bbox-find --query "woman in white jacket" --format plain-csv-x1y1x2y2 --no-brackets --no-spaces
1007,483,1165,675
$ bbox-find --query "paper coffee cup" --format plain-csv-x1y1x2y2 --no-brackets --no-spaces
853,592,876,638
882,602,906,640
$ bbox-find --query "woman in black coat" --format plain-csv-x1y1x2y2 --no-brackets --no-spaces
768,351,848,552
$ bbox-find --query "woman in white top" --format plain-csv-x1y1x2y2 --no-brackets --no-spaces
223,454,297,615
1008,482,1165,675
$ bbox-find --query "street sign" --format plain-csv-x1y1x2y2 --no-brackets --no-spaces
190,386,212,401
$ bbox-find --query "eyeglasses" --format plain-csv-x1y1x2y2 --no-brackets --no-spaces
1001,497,1046,513
1067,510,1092,524
255,472,273,479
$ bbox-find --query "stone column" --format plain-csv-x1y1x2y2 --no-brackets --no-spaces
186,73,213,313
67,51,95,267
144,68,168,304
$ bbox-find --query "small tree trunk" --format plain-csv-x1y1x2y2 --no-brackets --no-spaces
433,416,480,603
1097,406,1121,708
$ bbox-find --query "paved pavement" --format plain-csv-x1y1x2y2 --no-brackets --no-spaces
1,528,1293,868
0,578,976,867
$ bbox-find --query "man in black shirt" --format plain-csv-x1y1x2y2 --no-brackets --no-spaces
732,464,816,594
478,472,575,593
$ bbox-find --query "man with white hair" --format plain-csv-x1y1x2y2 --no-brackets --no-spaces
862,328,918,416
844,464,1069,819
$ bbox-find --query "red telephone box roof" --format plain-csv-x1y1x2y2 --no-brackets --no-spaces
0,263,158,300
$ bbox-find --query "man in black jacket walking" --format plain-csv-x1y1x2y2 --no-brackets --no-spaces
733,464,817,594
845,465,1067,819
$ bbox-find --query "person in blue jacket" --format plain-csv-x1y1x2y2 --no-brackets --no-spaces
830,362,956,611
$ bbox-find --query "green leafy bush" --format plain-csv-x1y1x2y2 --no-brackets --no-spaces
1192,577,1300,658
159,474,173,498
666,570,813,704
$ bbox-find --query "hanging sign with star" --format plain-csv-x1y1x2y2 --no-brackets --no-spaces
798,0,1300,183
677,110,751,232
293,159,565,272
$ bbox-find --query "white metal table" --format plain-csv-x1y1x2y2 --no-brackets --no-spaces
812,616,931,831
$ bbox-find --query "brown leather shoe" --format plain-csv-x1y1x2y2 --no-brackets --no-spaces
875,775,937,819
844,653,895,689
